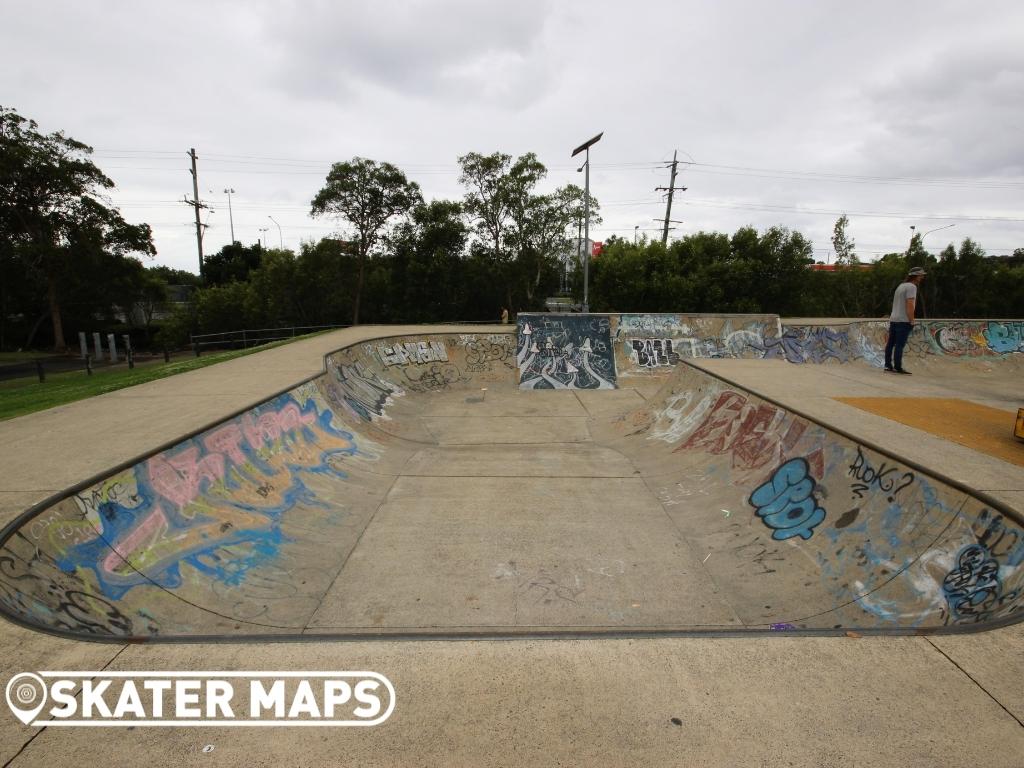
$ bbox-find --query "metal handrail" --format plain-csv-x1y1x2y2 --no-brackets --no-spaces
189,325,349,355
190,324,347,342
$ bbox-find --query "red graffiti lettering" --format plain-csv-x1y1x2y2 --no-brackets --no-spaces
676,391,808,470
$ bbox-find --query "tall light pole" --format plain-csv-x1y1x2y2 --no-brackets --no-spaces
258,226,270,249
907,224,953,319
223,188,236,243
201,209,214,244
921,223,956,244
908,223,955,256
634,225,639,244
268,215,283,249
571,132,603,313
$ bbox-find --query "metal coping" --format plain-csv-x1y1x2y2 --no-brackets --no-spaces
522,312,783,318
783,317,1024,327
0,327,1021,644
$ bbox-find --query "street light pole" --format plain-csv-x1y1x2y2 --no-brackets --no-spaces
583,155,591,311
268,215,283,249
571,132,603,314
921,223,956,244
201,209,214,244
918,224,955,320
258,226,269,249
908,223,955,256
224,188,236,243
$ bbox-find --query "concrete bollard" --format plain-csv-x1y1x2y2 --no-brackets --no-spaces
78,332,88,359
107,333,117,363
93,332,102,361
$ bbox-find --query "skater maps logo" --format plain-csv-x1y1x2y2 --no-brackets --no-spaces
5,671,395,727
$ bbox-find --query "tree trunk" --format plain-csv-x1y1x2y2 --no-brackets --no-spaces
46,271,66,352
352,252,365,325
23,311,49,350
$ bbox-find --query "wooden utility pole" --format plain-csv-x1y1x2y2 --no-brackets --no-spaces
655,150,687,246
185,148,206,277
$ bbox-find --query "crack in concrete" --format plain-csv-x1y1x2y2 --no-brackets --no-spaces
924,637,1024,730
3,644,130,767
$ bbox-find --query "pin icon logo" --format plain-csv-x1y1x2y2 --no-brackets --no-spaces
6,674,47,725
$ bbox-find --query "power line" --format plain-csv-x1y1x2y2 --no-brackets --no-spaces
681,197,1024,223
107,194,1024,222
683,162,1024,190
92,146,1024,188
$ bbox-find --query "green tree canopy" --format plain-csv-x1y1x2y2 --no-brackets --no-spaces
311,157,422,324
459,151,599,310
0,106,154,350
202,241,264,286
832,214,858,265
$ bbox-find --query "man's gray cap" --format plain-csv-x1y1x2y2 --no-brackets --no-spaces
908,267,927,276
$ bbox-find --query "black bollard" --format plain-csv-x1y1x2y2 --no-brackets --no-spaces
163,346,170,363
86,354,93,376
128,348,135,369
36,360,45,383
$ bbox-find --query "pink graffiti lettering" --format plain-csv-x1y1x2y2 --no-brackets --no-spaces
241,403,316,452
202,423,247,466
148,401,319,509
102,505,168,574
147,446,226,508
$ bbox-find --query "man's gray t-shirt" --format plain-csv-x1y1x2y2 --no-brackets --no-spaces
890,281,918,322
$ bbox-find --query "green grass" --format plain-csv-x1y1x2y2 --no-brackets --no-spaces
0,333,328,422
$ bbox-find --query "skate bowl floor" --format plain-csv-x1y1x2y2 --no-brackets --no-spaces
1,328,1022,642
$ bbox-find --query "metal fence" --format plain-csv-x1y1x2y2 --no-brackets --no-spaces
189,325,348,355
0,348,156,383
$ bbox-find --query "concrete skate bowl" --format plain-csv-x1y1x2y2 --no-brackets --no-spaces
0,322,1021,643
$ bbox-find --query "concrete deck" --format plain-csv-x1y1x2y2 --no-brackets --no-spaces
0,325,1021,766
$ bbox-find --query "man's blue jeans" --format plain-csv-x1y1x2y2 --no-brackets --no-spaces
885,322,913,370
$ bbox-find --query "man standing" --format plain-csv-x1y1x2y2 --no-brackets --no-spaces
884,266,926,374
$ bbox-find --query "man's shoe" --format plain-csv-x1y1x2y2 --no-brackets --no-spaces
884,366,894,372
895,369,912,375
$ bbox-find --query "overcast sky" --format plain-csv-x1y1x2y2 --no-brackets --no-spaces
3,0,1022,273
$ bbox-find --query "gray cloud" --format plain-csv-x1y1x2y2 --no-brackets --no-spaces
1,0,1020,271
269,0,555,107
858,49,1024,177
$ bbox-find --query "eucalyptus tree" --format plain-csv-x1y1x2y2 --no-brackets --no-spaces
311,157,422,324
0,106,154,350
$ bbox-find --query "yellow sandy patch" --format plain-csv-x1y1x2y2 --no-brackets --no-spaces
834,397,1024,467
